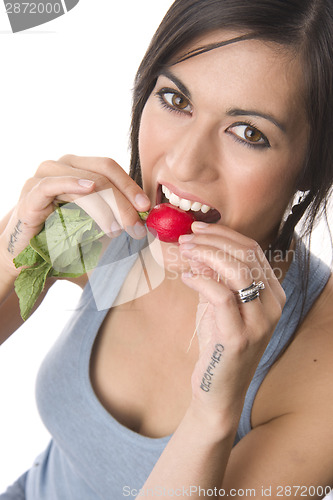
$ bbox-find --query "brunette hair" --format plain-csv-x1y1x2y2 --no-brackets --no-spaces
129,0,333,254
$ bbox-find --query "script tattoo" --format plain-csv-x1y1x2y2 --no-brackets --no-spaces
200,344,224,392
7,220,23,254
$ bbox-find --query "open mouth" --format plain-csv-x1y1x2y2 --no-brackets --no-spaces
156,184,221,224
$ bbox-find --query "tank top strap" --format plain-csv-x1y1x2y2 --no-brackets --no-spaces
234,238,331,444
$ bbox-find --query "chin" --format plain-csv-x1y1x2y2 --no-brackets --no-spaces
147,233,191,278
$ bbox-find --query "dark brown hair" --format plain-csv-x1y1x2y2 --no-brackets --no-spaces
129,0,333,254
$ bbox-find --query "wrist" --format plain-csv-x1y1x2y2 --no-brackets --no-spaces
185,399,239,444
0,235,20,283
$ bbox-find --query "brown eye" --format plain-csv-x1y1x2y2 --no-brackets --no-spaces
244,126,263,142
159,91,192,113
227,123,270,148
172,94,189,109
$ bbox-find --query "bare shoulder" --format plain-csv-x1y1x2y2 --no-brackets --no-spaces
222,274,333,491
61,234,112,290
253,272,333,424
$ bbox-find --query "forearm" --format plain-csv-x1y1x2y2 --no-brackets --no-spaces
137,403,238,499
0,261,23,344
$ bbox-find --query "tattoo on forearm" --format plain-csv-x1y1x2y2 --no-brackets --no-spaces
200,344,224,392
7,220,23,254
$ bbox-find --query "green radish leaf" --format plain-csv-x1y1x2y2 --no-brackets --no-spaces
51,240,103,277
13,245,43,269
30,228,51,263
13,203,147,320
14,261,53,321
138,211,149,221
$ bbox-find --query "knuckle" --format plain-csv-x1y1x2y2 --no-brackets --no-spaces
217,289,237,308
21,177,37,192
261,316,272,335
92,173,110,189
35,159,57,176
97,156,117,174
57,153,76,163
248,239,261,255
280,288,287,307
238,264,252,283
34,177,50,193
272,300,283,324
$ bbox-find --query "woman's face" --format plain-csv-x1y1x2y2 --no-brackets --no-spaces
139,31,309,257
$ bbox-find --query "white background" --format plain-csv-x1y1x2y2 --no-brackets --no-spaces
0,0,174,490
0,0,332,493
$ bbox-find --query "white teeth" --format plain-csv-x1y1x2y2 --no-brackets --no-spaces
179,198,192,211
169,193,180,207
161,184,212,213
201,204,210,214
191,202,202,212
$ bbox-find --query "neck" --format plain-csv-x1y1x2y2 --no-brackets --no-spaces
264,238,296,284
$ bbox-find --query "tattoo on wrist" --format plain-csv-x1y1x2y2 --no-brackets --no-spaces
200,344,224,392
7,220,23,254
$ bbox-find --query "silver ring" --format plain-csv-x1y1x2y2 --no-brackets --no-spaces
234,281,265,304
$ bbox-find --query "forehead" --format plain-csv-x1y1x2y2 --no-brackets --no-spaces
169,31,306,126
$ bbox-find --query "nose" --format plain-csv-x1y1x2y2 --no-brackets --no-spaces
165,120,220,183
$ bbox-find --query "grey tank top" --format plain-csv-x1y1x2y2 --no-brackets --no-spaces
15,233,331,499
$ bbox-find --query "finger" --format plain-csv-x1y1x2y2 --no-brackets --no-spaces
72,190,122,237
20,176,95,228
179,243,280,324
98,188,147,240
55,155,151,211
181,270,245,337
180,242,254,290
189,223,286,306
37,159,149,238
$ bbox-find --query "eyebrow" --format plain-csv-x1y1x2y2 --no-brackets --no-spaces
226,108,287,133
158,69,287,133
157,68,192,100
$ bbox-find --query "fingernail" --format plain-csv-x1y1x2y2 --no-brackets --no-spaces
192,221,209,231
135,193,150,210
179,233,195,243
78,179,94,188
179,243,196,250
133,222,147,238
110,221,122,233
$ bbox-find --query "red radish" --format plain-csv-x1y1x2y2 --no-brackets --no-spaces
145,203,195,242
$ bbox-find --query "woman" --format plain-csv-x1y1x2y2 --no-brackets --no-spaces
1,0,333,498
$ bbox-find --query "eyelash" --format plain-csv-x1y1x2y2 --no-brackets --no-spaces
227,121,271,150
156,88,192,116
155,88,271,150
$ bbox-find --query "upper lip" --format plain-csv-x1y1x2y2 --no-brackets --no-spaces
158,181,216,208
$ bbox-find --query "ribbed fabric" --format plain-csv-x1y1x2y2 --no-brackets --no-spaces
1,233,330,499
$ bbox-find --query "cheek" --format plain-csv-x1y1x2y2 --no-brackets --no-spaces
139,102,165,161
138,104,158,195
223,150,300,238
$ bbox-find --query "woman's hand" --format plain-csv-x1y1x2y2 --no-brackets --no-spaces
179,221,286,423
0,154,150,280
